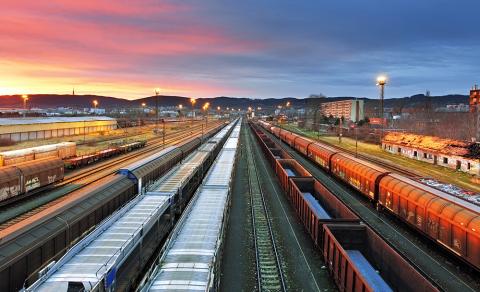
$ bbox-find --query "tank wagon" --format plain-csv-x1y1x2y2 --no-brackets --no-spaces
250,122,439,291
257,120,480,271
0,123,227,292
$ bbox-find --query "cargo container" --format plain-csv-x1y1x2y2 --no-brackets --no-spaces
0,166,21,201
323,224,439,292
0,142,76,166
379,173,480,269
306,142,337,170
284,131,301,147
289,178,359,246
293,136,314,156
15,158,65,193
275,159,312,194
330,153,389,200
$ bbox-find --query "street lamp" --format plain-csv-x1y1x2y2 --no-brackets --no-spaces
93,100,98,115
205,103,210,125
190,98,196,122
155,88,160,133
376,75,387,146
141,102,147,119
22,95,29,118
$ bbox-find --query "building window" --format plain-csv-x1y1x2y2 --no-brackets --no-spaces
414,151,418,157
398,148,401,153
443,157,448,164
423,153,427,159
468,162,471,170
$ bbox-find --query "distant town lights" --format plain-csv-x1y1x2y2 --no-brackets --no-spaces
93,100,98,108
178,104,183,109
190,98,196,106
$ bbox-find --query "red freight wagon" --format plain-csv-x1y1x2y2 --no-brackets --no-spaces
307,142,338,170
271,126,281,138
15,157,64,193
275,159,312,196
0,166,21,201
379,173,480,270
330,153,389,200
293,136,314,156
323,224,439,292
284,132,301,147
289,178,359,246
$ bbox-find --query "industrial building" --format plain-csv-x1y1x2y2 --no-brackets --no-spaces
0,116,117,142
382,132,479,175
320,99,364,122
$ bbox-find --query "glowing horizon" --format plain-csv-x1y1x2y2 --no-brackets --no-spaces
1,1,479,99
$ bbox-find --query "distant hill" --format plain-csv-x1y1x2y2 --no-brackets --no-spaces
0,93,469,109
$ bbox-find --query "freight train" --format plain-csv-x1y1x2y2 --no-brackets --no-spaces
64,140,146,169
257,120,480,272
0,142,76,167
0,157,64,202
249,123,437,291
0,122,231,292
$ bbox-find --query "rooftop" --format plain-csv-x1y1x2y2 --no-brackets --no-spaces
383,132,474,157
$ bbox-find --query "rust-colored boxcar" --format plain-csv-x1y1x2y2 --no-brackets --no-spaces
330,153,389,200
15,157,65,193
0,166,21,201
283,131,301,147
307,142,337,171
271,126,282,138
292,136,314,156
275,159,312,195
289,177,359,246
379,173,480,270
323,224,439,292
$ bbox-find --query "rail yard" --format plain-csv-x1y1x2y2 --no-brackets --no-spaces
0,116,478,292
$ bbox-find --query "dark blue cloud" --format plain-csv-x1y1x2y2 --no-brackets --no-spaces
172,0,480,98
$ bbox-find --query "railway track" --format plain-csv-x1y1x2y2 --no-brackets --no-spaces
260,126,478,292
0,122,223,230
281,125,420,178
245,124,286,292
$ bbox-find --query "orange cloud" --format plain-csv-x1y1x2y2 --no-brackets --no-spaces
0,1,263,99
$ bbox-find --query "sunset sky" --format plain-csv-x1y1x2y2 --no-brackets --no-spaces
1,0,480,99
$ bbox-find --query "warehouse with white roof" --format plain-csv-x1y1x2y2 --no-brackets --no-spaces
0,117,117,142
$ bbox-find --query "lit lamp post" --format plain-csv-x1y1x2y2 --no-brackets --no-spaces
155,88,160,133
190,98,196,123
376,75,387,146
286,101,291,123
203,102,210,127
93,100,98,115
178,104,183,119
22,95,29,118
141,102,147,119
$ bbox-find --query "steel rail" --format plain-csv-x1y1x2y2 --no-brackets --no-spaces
0,122,223,231
245,122,287,292
259,124,476,292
